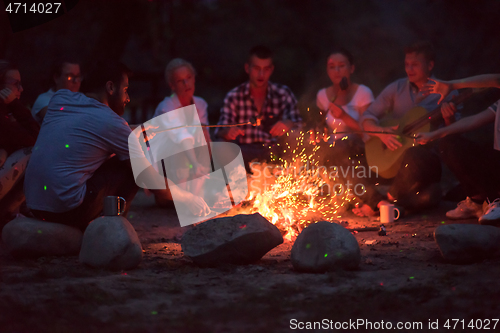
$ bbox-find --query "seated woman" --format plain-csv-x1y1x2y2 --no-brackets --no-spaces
150,58,211,207
316,48,374,143
314,49,384,216
0,60,40,225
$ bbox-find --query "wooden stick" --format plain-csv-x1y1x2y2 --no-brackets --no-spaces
346,227,380,232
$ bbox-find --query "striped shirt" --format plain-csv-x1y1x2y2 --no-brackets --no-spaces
216,81,302,144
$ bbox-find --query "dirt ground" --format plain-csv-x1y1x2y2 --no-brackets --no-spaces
1,190,500,333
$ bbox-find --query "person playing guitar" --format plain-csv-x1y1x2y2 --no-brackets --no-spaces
356,41,459,217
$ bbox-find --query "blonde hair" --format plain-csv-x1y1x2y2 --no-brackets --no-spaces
164,58,196,85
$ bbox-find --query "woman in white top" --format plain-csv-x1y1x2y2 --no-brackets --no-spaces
153,58,210,146
316,48,374,142
315,49,384,217
152,58,211,207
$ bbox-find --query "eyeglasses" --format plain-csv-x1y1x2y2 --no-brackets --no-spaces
5,79,22,90
64,74,83,83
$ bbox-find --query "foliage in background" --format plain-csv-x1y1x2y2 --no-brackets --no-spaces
0,0,498,124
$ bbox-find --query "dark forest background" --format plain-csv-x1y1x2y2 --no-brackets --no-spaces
1,0,499,125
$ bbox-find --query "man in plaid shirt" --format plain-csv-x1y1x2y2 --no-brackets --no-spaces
216,46,302,168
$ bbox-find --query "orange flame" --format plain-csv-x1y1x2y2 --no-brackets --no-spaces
222,130,359,241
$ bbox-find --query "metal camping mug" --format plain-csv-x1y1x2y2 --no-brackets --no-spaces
103,196,126,216
379,203,400,223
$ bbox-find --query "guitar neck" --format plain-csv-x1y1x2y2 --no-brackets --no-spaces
402,88,473,135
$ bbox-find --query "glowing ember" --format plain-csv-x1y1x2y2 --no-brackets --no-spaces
226,130,358,241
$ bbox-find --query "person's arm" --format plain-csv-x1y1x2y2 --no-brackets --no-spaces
0,91,40,152
280,87,302,125
179,137,210,178
128,126,210,216
37,106,48,123
422,74,500,104
416,108,495,144
31,92,51,122
0,113,38,153
270,87,302,136
196,99,211,143
440,102,457,126
328,103,361,131
360,82,395,131
360,83,402,150
216,94,244,141
6,98,40,136
341,85,374,132
136,164,210,216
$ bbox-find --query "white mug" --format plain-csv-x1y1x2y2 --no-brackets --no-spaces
380,204,400,223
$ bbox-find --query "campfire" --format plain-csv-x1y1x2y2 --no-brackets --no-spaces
224,130,357,241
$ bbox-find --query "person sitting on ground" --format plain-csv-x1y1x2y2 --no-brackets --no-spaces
357,40,459,217
25,61,209,231
150,58,211,207
31,57,82,124
316,48,374,143
0,60,40,226
314,48,379,209
215,45,302,170
416,74,500,224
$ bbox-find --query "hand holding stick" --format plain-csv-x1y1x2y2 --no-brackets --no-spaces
312,77,349,143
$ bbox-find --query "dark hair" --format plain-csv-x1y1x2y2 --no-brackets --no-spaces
0,60,18,89
404,41,435,63
50,56,81,87
328,48,355,66
82,61,132,93
248,45,273,63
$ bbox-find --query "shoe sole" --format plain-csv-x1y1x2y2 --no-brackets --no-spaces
446,215,478,220
479,218,500,226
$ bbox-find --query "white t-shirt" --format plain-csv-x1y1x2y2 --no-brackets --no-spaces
25,90,136,213
153,94,208,145
31,88,55,124
316,84,374,140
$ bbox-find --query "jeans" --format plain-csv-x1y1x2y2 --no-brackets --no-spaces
388,145,442,210
32,156,139,231
438,134,500,202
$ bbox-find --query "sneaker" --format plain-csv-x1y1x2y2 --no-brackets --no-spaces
446,197,483,220
479,198,500,226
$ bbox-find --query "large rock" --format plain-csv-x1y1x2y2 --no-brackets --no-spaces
434,224,500,264
79,216,142,270
2,217,82,258
181,213,283,266
291,221,361,272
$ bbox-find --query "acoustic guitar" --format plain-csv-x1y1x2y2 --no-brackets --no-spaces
365,89,475,179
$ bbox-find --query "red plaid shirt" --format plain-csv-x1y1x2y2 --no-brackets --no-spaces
216,81,302,144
